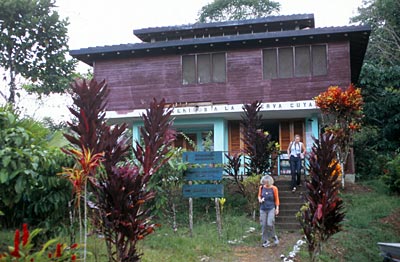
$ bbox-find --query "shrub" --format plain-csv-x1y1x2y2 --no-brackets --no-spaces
0,105,72,230
353,125,391,179
382,154,400,194
147,147,187,231
241,175,261,219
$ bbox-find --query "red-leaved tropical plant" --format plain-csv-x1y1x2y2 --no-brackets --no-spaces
241,101,278,176
90,98,175,262
63,79,175,262
0,224,79,261
224,153,245,195
315,84,363,187
299,133,345,262
61,79,111,261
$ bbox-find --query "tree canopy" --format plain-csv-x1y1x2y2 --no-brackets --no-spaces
197,0,280,23
0,0,75,103
351,0,400,179
351,0,400,150
358,64,400,151
351,0,400,66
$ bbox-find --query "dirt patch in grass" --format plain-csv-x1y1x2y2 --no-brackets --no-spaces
342,182,373,194
380,208,400,236
231,231,303,262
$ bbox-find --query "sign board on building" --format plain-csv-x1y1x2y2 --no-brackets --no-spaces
106,100,318,119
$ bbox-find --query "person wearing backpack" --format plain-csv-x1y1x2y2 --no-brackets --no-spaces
258,175,280,247
287,134,306,192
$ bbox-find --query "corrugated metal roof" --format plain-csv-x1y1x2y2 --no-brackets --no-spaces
134,14,314,34
133,14,315,42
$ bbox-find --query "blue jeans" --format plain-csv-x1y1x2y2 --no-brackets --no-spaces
290,155,301,189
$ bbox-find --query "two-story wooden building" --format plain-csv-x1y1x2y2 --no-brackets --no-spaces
70,14,370,162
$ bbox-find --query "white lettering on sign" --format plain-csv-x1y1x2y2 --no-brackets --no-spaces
106,100,317,119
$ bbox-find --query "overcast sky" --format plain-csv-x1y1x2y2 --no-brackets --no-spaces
57,0,364,50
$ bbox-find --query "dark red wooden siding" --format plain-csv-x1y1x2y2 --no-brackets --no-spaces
94,41,351,111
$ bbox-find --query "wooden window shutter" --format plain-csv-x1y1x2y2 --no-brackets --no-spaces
228,121,242,154
293,120,304,140
280,120,306,151
280,121,291,151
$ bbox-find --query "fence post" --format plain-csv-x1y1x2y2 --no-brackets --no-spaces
188,180,193,237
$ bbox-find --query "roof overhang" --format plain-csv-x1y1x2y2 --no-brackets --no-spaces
134,14,315,42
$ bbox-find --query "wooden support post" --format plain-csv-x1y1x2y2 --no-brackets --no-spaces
189,181,193,237
215,197,222,239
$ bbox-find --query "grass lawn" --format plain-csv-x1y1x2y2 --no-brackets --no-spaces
1,213,260,262
86,213,261,261
142,214,260,262
1,180,399,261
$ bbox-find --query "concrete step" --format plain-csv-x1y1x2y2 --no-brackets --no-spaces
276,215,299,223
279,209,302,216
276,222,301,231
280,201,304,207
278,184,306,189
279,202,304,209
279,204,302,209
274,177,305,188
280,194,305,201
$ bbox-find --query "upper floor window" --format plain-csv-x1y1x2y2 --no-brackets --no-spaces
182,52,226,85
263,45,327,79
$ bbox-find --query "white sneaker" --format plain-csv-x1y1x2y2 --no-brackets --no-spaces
262,241,271,247
274,236,279,245
292,187,297,193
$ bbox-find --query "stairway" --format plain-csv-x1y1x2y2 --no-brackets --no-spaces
274,176,306,231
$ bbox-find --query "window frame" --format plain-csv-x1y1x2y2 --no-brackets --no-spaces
311,44,328,76
294,45,312,77
182,52,227,85
262,48,278,79
262,44,328,80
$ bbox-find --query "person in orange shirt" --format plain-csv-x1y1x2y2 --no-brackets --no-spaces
258,175,280,247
